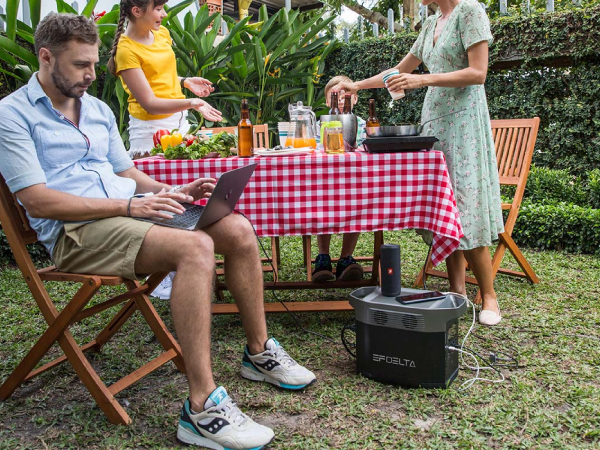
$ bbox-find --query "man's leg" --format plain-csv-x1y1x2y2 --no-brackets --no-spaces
201,213,267,355
202,214,316,390
134,226,216,412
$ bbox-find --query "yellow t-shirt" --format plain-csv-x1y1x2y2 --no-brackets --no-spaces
115,26,185,121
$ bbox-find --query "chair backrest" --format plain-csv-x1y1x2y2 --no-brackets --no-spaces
0,175,38,246
491,118,540,187
0,175,50,306
203,124,269,149
491,117,541,232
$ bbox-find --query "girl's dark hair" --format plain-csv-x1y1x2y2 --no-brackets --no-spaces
35,13,99,57
107,0,168,76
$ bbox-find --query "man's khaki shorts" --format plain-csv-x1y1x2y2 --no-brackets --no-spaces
52,217,154,280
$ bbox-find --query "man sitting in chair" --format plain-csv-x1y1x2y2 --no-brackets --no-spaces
0,13,315,450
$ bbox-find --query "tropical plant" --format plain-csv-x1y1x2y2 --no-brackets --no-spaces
165,3,339,130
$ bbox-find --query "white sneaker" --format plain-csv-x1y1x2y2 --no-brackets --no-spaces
151,271,175,300
241,338,316,390
177,387,274,450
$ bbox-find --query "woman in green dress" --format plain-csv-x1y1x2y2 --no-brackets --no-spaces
333,0,503,325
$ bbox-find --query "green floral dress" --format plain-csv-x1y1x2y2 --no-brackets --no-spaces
410,0,504,250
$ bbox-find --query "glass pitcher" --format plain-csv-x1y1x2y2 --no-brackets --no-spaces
288,101,318,149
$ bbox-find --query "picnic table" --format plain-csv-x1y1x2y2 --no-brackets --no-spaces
134,150,463,313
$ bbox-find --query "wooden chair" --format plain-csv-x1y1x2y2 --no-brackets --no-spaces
414,117,541,302
0,175,186,425
203,123,269,150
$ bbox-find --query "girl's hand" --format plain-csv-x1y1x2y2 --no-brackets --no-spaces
185,77,215,97
387,73,426,92
190,99,223,122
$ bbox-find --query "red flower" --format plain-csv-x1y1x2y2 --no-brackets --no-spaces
92,11,106,22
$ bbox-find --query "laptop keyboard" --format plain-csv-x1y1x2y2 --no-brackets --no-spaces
150,204,205,229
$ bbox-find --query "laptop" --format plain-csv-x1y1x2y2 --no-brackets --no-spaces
137,163,257,230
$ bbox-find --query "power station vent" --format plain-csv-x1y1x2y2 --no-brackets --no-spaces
368,308,425,331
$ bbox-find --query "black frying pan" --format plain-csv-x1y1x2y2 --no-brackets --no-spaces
366,109,468,137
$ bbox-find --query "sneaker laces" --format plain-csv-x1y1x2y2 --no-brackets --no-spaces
212,397,248,426
270,346,297,368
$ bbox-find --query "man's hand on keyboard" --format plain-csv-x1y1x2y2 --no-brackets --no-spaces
178,177,216,202
130,190,193,220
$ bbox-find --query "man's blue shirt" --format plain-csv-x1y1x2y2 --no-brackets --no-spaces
0,74,135,257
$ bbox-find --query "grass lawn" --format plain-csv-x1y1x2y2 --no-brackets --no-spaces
0,230,599,449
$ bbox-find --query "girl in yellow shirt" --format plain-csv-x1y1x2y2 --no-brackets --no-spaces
108,0,222,159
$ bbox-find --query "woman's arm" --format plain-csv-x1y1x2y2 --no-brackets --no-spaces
121,68,197,115
386,41,489,92
332,53,423,94
120,68,222,121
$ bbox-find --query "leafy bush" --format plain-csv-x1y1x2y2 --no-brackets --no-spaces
502,165,589,205
323,7,600,175
511,201,600,254
588,169,600,209
0,229,50,266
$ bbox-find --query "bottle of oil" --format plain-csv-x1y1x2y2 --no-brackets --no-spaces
329,92,341,115
366,99,380,128
342,94,352,114
238,99,253,157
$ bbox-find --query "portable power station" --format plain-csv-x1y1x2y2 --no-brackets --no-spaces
349,286,467,388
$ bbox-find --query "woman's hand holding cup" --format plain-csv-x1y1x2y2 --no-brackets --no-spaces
382,69,405,100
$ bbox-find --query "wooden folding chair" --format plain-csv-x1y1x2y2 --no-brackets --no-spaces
0,175,186,425
415,118,541,302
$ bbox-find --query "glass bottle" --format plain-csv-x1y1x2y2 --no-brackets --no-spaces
329,92,341,115
366,99,380,128
238,99,253,157
342,94,352,114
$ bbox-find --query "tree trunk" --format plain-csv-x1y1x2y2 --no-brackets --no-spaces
341,0,404,32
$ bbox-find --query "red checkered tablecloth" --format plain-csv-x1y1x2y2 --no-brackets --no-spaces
134,151,463,265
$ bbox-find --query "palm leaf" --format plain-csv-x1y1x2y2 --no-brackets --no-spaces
56,0,78,14
0,36,38,68
28,0,41,28
164,0,196,21
5,0,19,41
81,0,99,18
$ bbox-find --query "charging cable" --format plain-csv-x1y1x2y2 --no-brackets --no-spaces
443,292,506,390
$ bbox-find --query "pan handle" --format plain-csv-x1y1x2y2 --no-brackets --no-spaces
420,108,469,130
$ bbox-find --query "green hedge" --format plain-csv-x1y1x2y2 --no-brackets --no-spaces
0,229,50,266
323,7,600,175
512,201,600,255
502,165,596,206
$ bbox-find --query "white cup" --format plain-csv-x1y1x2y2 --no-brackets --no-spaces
382,69,405,100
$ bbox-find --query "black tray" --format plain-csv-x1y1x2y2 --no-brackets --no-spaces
363,136,439,153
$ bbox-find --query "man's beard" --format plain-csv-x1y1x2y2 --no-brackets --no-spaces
51,61,89,98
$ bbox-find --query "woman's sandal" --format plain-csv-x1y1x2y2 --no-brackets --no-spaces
479,298,502,326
